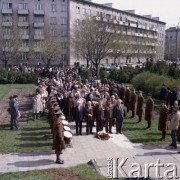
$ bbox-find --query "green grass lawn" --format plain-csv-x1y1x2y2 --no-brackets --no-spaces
0,84,35,101
0,113,52,153
0,164,107,180
123,115,171,145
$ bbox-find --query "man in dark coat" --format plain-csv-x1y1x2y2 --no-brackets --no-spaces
145,93,154,129
158,101,169,141
129,88,137,118
73,100,84,135
113,99,124,134
136,91,144,123
9,95,19,130
159,84,167,101
94,99,104,133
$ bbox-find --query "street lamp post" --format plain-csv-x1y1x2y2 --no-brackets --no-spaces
176,22,180,61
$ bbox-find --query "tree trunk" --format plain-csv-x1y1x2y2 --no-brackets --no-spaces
96,64,100,78
4,60,7,68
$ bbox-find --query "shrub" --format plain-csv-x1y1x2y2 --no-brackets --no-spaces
80,69,92,80
132,72,175,98
100,69,109,81
168,67,180,79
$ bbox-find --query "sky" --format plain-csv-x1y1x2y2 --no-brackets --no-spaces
92,0,180,28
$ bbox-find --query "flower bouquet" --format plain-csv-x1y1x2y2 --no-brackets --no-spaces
96,131,110,140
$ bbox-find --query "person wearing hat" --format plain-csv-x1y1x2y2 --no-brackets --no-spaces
124,86,131,114
9,95,20,130
119,84,125,103
136,91,144,123
158,101,169,141
145,93,154,129
169,102,180,149
129,88,137,119
52,110,65,164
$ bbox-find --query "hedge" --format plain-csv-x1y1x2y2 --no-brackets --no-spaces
132,72,179,98
0,69,38,84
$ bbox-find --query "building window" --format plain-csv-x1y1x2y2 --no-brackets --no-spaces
87,9,91,16
35,41,42,48
61,30,67,37
21,40,28,48
20,28,29,35
61,4,66,12
76,6,80,14
50,4,56,12
36,52,42,60
76,19,80,26
50,17,57,25
2,3,12,9
82,8,86,15
2,15,12,22
4,28,11,35
21,53,28,61
19,16,28,22
51,29,56,36
18,3,28,10
35,29,44,35
61,17,67,25
35,4,43,10
61,42,67,49
61,54,67,61
35,17,44,23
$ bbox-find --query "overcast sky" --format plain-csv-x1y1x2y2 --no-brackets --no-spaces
92,0,180,28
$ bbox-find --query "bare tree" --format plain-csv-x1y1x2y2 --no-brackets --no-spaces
0,19,22,68
29,24,62,66
71,17,119,76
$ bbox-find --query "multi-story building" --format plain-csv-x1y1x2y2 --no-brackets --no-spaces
0,0,166,66
165,27,180,61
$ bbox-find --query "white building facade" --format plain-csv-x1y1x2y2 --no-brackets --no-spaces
0,0,165,66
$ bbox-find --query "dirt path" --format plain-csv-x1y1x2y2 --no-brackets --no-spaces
0,88,34,125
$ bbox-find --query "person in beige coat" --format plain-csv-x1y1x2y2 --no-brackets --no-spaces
169,103,180,149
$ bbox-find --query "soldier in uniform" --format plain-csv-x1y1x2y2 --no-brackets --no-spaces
136,91,144,123
124,86,131,113
129,88,137,118
119,84,125,102
104,99,113,133
158,101,169,141
145,93,154,129
52,111,66,164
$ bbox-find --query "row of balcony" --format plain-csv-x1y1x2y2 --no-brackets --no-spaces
3,34,44,40
3,47,43,52
2,22,45,27
2,9,44,15
96,17,158,32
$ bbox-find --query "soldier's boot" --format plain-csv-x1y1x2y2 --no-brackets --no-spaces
146,121,151,129
56,154,64,164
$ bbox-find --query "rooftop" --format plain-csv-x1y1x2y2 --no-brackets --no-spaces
71,0,166,25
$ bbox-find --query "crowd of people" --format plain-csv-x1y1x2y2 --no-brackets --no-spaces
8,65,180,164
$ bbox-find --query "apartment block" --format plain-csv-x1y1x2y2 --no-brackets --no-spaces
0,0,166,66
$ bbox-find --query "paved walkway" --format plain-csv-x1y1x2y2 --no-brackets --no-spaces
0,122,180,179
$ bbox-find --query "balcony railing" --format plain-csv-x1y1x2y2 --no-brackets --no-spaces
18,9,29,15
2,9,12,14
18,22,29,27
34,22,44,27
2,22,13,26
34,10,44,15
34,34,45,40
